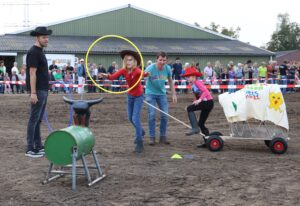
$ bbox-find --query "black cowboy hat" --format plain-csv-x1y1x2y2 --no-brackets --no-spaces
120,50,141,66
30,26,52,36
246,59,252,64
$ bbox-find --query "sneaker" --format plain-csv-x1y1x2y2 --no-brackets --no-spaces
37,146,45,154
25,150,44,158
36,149,45,155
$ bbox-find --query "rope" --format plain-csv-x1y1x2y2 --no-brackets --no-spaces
43,84,73,133
143,100,191,129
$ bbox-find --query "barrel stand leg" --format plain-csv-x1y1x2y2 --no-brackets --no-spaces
92,150,103,176
42,163,64,184
45,163,53,181
81,154,92,184
72,147,78,191
87,150,106,187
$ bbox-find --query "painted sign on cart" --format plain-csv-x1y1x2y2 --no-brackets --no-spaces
218,84,289,130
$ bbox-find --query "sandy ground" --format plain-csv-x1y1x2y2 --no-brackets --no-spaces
0,91,299,206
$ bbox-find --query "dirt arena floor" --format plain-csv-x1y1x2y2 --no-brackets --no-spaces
0,91,299,206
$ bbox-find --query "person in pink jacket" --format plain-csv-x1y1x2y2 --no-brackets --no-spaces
181,67,214,147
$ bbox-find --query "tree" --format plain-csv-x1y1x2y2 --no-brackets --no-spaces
205,22,220,32
194,22,200,27
267,13,300,51
205,22,240,38
220,26,241,39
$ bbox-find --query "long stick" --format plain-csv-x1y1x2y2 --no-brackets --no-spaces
143,100,191,129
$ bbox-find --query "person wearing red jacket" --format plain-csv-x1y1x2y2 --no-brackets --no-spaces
181,67,214,147
99,50,148,153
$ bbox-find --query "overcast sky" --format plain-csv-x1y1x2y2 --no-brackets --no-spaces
0,0,299,48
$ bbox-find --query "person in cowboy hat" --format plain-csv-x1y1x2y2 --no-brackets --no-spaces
25,26,52,158
99,50,149,153
181,67,214,148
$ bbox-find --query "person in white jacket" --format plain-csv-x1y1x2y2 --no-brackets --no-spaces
11,62,19,75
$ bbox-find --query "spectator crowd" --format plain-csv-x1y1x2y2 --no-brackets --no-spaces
0,58,299,95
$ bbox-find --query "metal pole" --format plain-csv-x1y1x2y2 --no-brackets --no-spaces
81,154,92,183
143,100,191,129
45,163,53,180
42,163,53,184
92,150,103,177
72,147,78,191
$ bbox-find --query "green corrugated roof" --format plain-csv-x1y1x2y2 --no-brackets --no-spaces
12,4,231,40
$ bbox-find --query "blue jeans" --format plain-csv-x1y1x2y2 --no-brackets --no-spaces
146,94,168,138
174,77,181,93
236,79,244,90
112,80,119,92
287,75,295,92
259,77,265,83
0,83,4,93
26,90,48,151
228,79,235,93
52,80,65,92
268,75,277,84
64,81,73,94
280,75,287,95
127,94,144,142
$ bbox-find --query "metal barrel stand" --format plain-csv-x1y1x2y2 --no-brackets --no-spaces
42,147,106,191
43,97,106,191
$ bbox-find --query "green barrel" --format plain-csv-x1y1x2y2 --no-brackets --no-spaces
45,126,95,166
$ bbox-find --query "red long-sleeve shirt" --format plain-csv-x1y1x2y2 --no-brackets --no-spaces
108,67,148,96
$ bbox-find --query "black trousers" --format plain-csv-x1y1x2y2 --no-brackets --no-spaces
187,100,214,133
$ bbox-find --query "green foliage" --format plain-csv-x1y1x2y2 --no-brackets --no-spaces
205,22,240,38
267,13,300,51
220,26,241,39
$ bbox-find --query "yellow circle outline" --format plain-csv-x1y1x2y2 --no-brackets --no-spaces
85,35,144,94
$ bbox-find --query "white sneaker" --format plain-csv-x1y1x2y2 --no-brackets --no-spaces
25,150,44,158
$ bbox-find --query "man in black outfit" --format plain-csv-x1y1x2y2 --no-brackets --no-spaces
172,57,183,93
288,62,297,93
25,26,52,158
97,64,106,93
279,60,288,95
48,60,58,71
66,60,74,72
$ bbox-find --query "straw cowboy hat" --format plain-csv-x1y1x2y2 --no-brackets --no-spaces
120,50,141,66
30,26,52,36
181,67,202,77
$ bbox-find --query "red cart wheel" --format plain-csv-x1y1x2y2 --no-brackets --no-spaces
207,135,224,152
270,137,288,154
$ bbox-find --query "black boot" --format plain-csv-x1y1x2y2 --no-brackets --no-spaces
135,140,144,153
201,128,209,136
142,129,145,137
134,129,145,144
159,136,170,144
197,136,207,148
149,137,155,146
185,112,200,136
197,128,209,148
